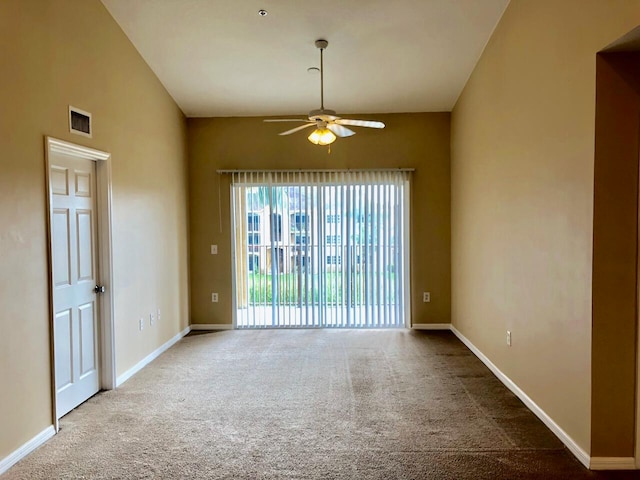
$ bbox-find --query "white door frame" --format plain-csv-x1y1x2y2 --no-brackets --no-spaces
45,136,116,428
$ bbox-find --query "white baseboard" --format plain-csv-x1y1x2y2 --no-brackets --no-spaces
189,323,233,331
0,425,56,475
590,457,636,470
116,326,191,387
412,323,451,330
449,325,591,469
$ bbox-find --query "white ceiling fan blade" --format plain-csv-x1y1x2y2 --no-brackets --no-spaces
264,119,310,123
335,118,385,129
279,123,316,136
327,123,355,138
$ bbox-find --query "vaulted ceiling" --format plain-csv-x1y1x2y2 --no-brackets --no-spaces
102,0,509,117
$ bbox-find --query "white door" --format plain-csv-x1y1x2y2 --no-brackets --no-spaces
50,152,100,418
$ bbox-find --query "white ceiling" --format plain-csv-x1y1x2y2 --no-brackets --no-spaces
101,0,509,118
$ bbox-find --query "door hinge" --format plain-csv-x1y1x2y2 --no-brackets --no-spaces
94,285,105,294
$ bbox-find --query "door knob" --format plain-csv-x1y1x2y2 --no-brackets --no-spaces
94,285,106,294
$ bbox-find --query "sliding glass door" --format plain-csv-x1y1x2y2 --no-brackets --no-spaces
230,170,410,329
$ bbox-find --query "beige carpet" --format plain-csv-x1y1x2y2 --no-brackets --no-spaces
3,330,637,479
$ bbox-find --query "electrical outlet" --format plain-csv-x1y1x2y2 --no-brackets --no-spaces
157,308,161,321
139,318,144,331
211,292,219,303
211,244,218,255
149,313,154,326
506,330,512,346
423,292,431,302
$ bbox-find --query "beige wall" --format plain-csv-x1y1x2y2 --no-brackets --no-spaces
451,0,640,456
187,113,450,328
0,0,189,460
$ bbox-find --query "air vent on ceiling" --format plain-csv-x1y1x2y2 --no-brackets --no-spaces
69,106,92,138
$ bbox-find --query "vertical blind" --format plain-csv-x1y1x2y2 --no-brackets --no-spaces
229,170,411,328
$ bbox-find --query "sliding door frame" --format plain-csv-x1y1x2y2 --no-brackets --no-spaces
226,169,412,330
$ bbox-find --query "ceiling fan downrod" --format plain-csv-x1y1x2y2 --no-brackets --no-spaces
315,39,328,111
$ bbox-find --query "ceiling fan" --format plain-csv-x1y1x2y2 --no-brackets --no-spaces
264,39,385,146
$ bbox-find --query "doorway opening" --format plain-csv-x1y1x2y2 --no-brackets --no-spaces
229,170,411,328
592,27,640,468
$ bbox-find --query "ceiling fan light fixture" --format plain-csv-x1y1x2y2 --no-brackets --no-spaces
308,128,336,145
